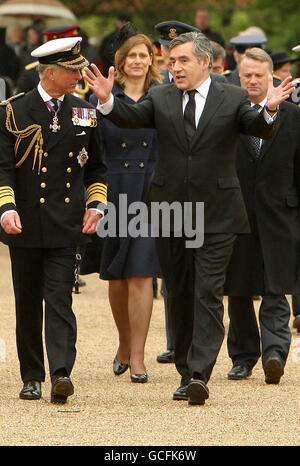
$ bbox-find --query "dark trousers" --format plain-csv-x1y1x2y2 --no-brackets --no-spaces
9,247,77,383
292,295,300,317
156,233,236,385
227,295,291,369
161,279,174,351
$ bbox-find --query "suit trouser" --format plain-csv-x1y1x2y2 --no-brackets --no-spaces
291,295,300,317
9,246,77,383
227,295,291,368
161,279,174,351
156,233,236,385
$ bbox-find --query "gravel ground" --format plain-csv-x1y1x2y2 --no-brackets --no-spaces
0,243,299,447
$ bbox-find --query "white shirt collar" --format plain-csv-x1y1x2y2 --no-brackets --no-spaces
37,82,64,102
251,97,267,109
183,76,211,99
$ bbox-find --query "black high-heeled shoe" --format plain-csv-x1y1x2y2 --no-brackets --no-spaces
113,356,129,376
130,373,148,383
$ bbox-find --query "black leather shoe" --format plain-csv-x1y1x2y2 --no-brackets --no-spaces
228,365,252,380
293,314,300,332
113,356,129,376
51,376,74,404
264,357,284,384
156,350,175,364
19,380,41,400
130,373,148,383
173,384,188,400
186,379,209,405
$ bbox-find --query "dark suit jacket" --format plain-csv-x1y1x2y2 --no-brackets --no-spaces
105,80,278,234
224,101,300,295
0,89,107,248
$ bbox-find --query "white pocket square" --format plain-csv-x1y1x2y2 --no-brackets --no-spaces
76,131,86,136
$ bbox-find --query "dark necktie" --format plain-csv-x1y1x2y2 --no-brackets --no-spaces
184,90,196,143
51,98,59,112
251,104,261,158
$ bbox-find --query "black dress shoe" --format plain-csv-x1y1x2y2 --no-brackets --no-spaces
156,350,175,364
186,379,209,405
113,356,129,375
173,384,188,401
293,314,300,332
51,376,74,404
19,380,41,400
264,357,284,384
228,365,252,380
130,373,148,383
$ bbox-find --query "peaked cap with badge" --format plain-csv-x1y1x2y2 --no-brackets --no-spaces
155,20,200,45
31,36,89,70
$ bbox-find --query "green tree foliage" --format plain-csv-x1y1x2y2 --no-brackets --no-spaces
61,0,299,72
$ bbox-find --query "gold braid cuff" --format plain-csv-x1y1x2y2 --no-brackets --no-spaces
5,102,44,174
0,186,16,208
86,182,107,205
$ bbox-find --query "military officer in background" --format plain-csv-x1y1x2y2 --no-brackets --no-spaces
223,34,268,86
16,25,91,101
0,37,107,403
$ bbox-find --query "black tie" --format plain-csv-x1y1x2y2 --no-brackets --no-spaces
184,90,196,143
251,104,261,158
51,98,59,112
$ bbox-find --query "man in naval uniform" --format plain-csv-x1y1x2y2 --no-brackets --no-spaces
0,37,107,403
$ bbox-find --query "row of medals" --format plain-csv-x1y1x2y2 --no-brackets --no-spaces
71,107,98,127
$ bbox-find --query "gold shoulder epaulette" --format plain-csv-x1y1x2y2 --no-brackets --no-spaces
25,60,39,71
273,73,282,82
0,92,25,106
222,70,231,75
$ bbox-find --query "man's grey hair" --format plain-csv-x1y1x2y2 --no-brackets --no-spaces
37,63,61,78
169,31,213,69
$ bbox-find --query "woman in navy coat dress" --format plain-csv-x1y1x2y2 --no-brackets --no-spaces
83,27,162,382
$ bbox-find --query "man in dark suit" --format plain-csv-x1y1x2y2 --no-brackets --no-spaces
0,37,107,403
224,47,300,384
84,32,293,405
154,21,228,365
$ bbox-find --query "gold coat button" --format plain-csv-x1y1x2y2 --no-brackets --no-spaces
41,167,47,173
40,182,46,188
65,197,70,203
121,142,127,148
44,152,48,157
139,162,145,168
142,141,148,147
40,198,45,204
124,162,129,168
67,167,72,173
66,182,71,188
68,152,73,158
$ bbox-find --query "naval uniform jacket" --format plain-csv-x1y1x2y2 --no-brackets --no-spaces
224,100,300,295
104,80,279,234
0,88,107,248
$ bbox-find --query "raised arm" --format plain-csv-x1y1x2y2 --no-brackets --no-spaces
266,75,295,111
84,64,115,104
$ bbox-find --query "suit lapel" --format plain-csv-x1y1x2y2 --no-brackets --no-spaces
165,85,189,151
260,106,284,160
190,80,225,150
